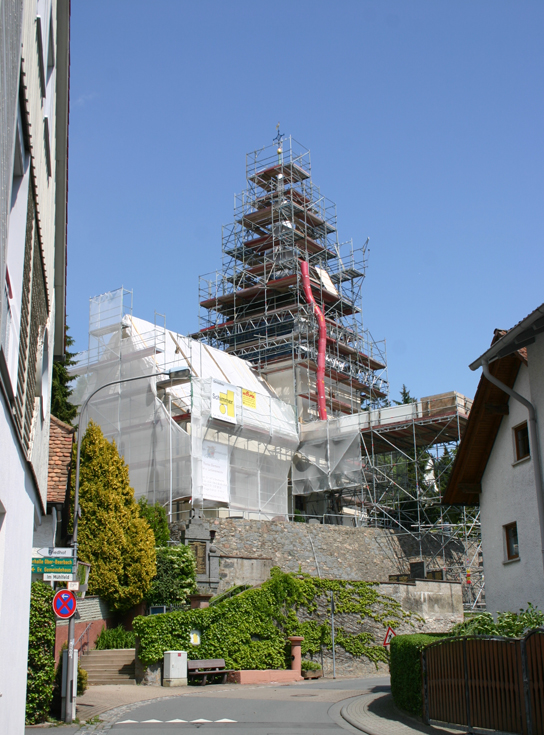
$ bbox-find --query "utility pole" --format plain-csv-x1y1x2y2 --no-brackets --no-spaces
64,367,189,722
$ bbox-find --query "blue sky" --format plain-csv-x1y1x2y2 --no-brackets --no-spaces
67,0,543,401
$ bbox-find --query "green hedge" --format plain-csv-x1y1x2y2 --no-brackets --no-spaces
134,568,416,669
26,582,56,724
389,633,447,717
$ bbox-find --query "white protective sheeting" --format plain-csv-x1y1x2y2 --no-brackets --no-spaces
292,416,363,495
72,313,298,518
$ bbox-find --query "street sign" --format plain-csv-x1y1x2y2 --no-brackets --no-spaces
33,547,75,558
52,589,77,619
67,581,80,591
32,557,75,575
383,626,396,646
44,573,75,582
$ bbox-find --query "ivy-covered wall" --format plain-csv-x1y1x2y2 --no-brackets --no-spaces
133,569,420,676
26,582,56,724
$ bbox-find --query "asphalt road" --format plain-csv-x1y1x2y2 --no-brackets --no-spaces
105,676,390,735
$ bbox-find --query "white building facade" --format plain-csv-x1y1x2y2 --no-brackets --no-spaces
446,305,544,616
0,1,69,731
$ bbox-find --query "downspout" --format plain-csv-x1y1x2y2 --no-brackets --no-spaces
300,261,327,420
481,359,544,575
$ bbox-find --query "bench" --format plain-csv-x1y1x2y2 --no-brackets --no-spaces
187,658,234,685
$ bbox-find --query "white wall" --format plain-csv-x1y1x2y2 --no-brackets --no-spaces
0,396,41,735
480,362,544,616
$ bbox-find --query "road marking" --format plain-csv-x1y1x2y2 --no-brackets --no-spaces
116,716,238,724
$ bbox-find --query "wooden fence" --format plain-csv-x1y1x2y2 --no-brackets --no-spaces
421,629,544,735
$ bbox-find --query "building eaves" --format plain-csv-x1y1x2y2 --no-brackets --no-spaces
443,335,527,506
469,303,544,370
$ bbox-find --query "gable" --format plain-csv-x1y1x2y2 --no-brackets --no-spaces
443,353,524,505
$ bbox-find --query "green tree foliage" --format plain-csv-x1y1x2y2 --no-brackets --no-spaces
26,582,56,724
394,384,416,405
51,327,78,424
146,546,197,607
73,421,156,612
138,498,170,546
134,568,416,669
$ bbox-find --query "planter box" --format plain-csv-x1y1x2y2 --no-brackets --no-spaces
302,669,323,680
227,670,303,684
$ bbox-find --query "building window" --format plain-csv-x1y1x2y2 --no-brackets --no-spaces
513,422,530,462
504,522,519,561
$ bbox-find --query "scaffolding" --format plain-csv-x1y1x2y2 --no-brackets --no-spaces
192,135,483,608
191,136,388,422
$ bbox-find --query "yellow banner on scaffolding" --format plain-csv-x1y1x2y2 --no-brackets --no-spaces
242,389,256,409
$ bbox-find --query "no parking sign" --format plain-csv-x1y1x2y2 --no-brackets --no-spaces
52,589,77,619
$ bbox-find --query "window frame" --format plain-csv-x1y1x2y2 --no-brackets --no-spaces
513,421,530,463
504,521,520,561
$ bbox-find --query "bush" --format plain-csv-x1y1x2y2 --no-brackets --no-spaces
146,546,197,607
78,666,88,695
390,633,447,717
73,421,157,612
26,582,56,724
95,625,136,650
134,568,416,670
301,659,321,671
449,603,544,638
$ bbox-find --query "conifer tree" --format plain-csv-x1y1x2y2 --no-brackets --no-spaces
73,421,156,612
51,327,78,424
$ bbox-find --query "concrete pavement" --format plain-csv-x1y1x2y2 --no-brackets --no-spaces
25,676,464,734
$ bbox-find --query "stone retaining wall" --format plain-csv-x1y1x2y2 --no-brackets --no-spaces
172,517,471,592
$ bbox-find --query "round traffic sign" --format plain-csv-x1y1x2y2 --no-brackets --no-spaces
52,589,77,619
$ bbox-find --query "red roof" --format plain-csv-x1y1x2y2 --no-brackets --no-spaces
47,416,75,504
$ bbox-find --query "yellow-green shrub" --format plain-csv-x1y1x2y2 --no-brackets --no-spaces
73,421,156,612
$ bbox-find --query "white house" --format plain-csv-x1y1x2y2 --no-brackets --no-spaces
445,304,544,616
0,2,70,731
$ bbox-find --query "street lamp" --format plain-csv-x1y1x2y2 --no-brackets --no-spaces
65,367,186,722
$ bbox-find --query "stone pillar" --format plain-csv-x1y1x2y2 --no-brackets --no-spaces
188,593,213,609
288,636,304,674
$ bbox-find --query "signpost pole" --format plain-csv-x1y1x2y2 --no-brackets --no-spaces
65,615,76,723
330,591,336,679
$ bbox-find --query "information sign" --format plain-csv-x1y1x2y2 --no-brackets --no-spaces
242,388,256,409
211,380,237,424
33,547,75,558
44,573,75,582
52,589,77,620
190,630,201,646
32,557,75,575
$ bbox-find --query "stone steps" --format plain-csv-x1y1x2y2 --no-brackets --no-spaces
81,648,136,685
